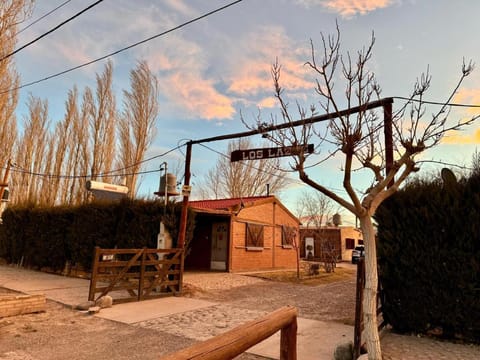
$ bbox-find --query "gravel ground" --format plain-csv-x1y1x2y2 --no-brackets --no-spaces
183,271,356,324
0,268,356,360
3,265,477,359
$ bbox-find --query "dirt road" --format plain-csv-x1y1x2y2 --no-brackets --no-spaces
0,271,356,360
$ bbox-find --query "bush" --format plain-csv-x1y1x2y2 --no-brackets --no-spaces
0,199,195,272
375,175,480,342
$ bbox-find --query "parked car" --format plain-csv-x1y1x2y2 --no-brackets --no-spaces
351,245,365,264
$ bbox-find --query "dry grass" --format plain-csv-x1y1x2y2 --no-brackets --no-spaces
247,266,356,286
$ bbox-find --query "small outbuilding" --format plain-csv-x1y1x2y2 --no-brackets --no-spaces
186,195,299,272
299,226,363,262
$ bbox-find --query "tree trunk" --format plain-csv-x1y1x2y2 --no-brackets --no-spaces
359,215,382,359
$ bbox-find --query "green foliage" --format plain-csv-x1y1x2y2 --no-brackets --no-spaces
0,199,195,271
375,175,480,342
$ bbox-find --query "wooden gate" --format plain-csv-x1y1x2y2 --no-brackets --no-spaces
88,247,184,302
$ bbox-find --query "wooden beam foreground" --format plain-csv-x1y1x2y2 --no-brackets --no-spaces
159,306,298,360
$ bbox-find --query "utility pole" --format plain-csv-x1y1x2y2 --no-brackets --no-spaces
177,142,192,249
383,102,394,188
0,159,11,201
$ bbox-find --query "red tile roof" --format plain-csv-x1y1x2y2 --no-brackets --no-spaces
189,196,273,211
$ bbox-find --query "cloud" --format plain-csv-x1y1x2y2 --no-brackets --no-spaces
296,0,395,17
258,97,277,109
144,33,236,120
442,129,480,145
166,72,235,120
225,25,312,106
436,88,480,144
147,24,314,121
453,88,480,116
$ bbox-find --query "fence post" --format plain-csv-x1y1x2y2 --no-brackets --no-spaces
88,247,101,301
353,258,365,359
178,249,184,294
159,306,297,360
280,315,297,360
138,247,146,301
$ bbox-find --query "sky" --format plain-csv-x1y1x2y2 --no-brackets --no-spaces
12,0,480,225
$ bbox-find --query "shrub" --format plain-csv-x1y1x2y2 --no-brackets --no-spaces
0,199,195,272
375,176,480,342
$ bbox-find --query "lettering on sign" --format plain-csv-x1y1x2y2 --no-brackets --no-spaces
230,144,314,162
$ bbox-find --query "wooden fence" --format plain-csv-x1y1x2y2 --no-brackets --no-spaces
353,258,386,359
159,306,298,360
88,247,184,302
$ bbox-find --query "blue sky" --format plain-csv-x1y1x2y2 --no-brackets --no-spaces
13,0,480,224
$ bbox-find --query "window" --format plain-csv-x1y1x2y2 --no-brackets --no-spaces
282,225,296,247
358,239,364,245
346,238,355,249
246,223,264,249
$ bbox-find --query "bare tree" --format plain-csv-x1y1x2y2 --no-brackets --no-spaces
0,1,34,177
13,95,50,205
295,189,337,228
199,138,288,199
117,60,159,197
85,61,116,183
295,189,340,271
44,89,80,206
244,26,478,359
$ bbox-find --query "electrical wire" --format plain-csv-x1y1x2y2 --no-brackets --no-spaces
392,96,480,108
0,0,105,63
0,0,245,95
7,143,187,179
17,0,73,36
95,142,187,176
197,142,349,195
10,165,161,179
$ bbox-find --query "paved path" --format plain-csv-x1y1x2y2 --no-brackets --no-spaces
1,265,479,359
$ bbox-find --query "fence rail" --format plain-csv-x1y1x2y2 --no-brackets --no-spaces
88,247,184,302
159,306,298,360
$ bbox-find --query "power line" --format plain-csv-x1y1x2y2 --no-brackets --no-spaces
197,142,349,195
1,0,105,63
17,0,73,35
0,0,245,95
7,143,186,179
10,165,161,179
96,142,187,176
393,96,480,108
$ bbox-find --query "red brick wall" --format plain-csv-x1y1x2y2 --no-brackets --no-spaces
229,200,298,272
299,226,363,261
0,294,46,317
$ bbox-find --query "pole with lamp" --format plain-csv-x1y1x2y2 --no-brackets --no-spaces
154,162,179,252
155,162,168,253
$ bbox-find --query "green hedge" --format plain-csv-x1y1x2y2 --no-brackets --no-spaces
0,199,195,271
375,175,480,342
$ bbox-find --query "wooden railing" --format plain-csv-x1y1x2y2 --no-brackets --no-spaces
159,306,298,360
88,247,184,302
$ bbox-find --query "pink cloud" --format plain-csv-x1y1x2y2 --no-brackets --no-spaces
258,97,277,109
437,88,480,144
226,26,312,100
442,129,480,145
162,72,235,120
453,88,480,116
320,0,394,17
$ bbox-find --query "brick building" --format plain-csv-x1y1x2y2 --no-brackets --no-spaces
186,196,299,272
299,226,363,262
